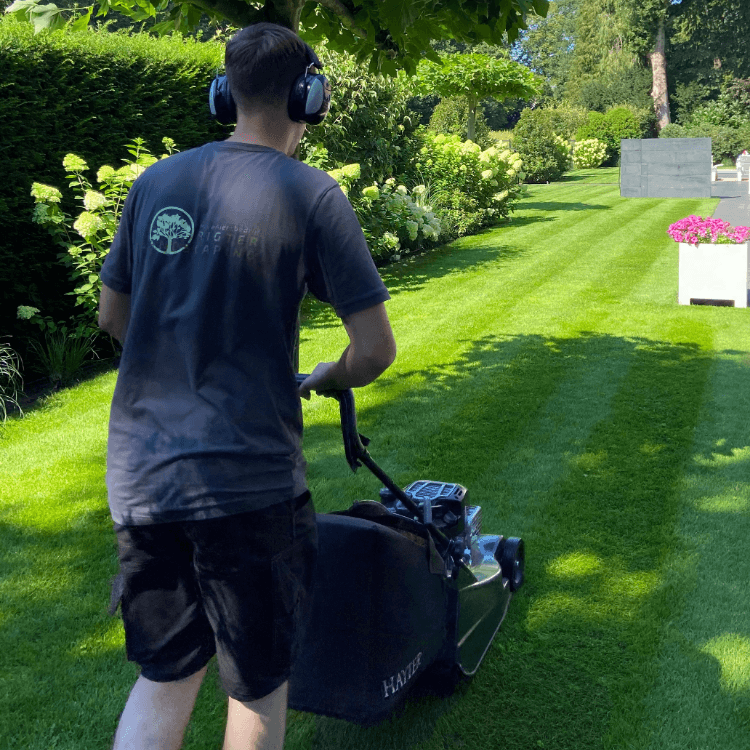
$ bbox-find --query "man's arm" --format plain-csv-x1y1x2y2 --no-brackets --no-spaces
98,283,131,345
298,302,396,399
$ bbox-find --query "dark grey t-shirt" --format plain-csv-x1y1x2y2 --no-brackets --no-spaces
100,140,390,526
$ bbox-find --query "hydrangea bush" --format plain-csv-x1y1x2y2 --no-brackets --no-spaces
572,138,608,169
327,165,443,260
409,133,526,236
26,137,177,337
667,216,750,245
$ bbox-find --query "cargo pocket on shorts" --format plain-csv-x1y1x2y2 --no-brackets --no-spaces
108,572,125,616
271,535,317,672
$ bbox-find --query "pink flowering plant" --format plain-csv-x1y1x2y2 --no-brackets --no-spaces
667,215,750,245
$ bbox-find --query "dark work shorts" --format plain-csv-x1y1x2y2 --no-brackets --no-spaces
112,492,318,702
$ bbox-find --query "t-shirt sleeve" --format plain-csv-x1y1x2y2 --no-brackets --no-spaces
99,186,136,294
304,185,390,318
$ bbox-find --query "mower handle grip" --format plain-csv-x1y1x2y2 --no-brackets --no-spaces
296,373,367,473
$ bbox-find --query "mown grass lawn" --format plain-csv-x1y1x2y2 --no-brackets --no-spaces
1,167,748,749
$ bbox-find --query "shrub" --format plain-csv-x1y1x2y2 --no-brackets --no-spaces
18,137,176,383
409,133,526,235
427,95,493,149
298,43,421,186
572,138,607,169
0,16,228,367
576,107,642,165
512,108,570,183
325,165,444,261
658,123,688,139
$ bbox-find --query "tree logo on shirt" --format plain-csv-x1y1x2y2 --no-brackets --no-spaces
149,207,194,255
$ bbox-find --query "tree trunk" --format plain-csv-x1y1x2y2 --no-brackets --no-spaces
649,19,670,131
467,94,477,142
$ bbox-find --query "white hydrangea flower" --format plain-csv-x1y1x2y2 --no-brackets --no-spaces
385,177,396,186
412,185,426,196
73,211,104,239
83,190,108,211
30,182,63,204
406,220,419,241
396,185,408,195
481,169,494,180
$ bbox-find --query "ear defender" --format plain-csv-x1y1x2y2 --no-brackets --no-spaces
208,52,331,126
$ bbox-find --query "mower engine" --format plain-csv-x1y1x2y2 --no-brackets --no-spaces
380,480,484,571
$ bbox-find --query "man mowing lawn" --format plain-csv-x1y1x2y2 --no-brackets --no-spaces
97,23,396,750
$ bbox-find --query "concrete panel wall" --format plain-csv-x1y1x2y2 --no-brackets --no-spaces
620,138,712,198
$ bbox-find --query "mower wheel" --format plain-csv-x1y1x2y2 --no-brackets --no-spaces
500,537,525,592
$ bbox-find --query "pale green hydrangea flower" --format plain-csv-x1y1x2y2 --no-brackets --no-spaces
30,182,62,204
17,305,40,320
73,211,104,239
396,185,408,195
383,232,400,250
97,165,116,183
385,177,396,186
362,185,380,201
406,220,419,241
83,190,108,211
412,185,426,196
342,163,361,180
63,153,88,172
493,190,510,202
481,169,494,180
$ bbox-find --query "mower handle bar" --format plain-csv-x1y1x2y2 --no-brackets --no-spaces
296,373,452,547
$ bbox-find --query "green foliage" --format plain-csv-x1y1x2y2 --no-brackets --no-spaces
298,44,421,187
569,65,654,114
18,137,176,383
657,123,688,139
409,132,526,234
0,337,23,422
576,107,642,165
0,17,228,365
512,107,571,182
572,138,607,169
417,52,542,104
428,96,493,149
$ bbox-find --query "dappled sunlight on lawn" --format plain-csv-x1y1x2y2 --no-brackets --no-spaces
701,634,750,694
526,553,662,632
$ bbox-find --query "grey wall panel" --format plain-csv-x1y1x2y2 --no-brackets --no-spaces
620,138,711,197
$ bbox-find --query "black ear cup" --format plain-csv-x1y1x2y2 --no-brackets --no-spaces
208,55,331,126
287,66,331,125
208,74,237,126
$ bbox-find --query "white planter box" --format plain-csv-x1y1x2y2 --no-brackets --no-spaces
678,242,749,308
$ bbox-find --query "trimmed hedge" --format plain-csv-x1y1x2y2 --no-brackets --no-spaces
0,17,229,352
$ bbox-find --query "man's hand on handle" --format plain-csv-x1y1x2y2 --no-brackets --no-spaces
298,302,396,400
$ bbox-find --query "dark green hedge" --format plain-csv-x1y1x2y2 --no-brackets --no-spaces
0,17,229,353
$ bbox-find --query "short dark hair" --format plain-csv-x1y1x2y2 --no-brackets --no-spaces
225,23,315,114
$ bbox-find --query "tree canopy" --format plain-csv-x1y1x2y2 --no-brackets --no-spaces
6,0,550,76
418,52,541,140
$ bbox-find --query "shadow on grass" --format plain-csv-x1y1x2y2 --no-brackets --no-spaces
2,332,748,749
295,331,749,750
520,200,612,212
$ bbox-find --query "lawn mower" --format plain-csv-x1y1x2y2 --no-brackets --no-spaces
288,375,525,726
